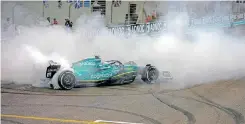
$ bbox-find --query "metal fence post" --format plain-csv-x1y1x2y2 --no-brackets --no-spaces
42,2,45,17
111,1,113,23
12,4,20,24
68,2,74,19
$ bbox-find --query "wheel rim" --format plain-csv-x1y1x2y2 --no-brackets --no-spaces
149,70,157,80
146,68,158,83
60,72,76,89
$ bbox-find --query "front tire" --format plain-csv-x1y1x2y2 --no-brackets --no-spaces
141,65,159,84
58,71,76,90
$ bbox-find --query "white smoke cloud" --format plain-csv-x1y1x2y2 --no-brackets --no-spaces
1,3,245,89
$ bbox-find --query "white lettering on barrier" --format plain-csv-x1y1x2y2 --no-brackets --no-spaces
152,23,159,31
131,25,137,33
157,22,163,31
108,13,244,36
150,23,154,31
190,13,245,27
108,21,167,36
118,27,123,35
146,23,150,33
109,12,244,35
111,27,116,34
109,26,125,35
126,26,131,36
137,24,144,33
120,27,124,34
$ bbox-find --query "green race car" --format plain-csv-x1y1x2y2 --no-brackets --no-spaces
45,56,161,90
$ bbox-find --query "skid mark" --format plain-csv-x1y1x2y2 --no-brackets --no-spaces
152,93,196,124
190,90,245,124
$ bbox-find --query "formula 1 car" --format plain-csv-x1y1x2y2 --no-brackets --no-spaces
45,56,160,90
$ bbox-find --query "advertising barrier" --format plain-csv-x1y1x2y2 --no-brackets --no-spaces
108,21,166,36
107,13,245,37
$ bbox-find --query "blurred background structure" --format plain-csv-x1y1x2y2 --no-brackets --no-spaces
1,1,245,26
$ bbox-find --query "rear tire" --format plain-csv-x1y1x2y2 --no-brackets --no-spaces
58,71,76,90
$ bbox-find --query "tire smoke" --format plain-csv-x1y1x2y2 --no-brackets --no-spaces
1,6,245,89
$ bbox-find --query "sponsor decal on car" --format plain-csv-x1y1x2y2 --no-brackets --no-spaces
91,73,113,79
79,61,96,66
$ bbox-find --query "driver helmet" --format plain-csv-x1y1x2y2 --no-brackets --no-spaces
95,55,100,59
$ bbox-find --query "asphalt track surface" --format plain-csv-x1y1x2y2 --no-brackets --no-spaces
1,79,245,124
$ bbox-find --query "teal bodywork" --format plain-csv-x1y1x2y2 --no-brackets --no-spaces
71,57,138,83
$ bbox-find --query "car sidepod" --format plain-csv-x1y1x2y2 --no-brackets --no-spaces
110,65,138,84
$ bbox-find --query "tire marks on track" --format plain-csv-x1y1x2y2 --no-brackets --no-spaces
165,94,225,124
162,91,244,124
190,90,245,124
1,89,150,97
3,81,244,124
1,81,203,97
1,119,25,124
2,85,199,124
107,86,198,124
2,103,161,124
151,93,196,124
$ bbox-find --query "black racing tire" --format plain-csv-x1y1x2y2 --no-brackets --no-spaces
58,71,76,90
141,65,159,84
